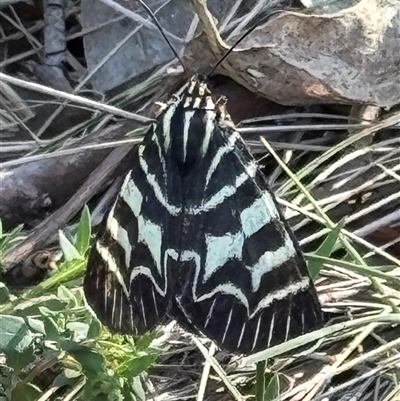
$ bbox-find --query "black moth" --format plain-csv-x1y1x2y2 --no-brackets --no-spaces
84,76,323,354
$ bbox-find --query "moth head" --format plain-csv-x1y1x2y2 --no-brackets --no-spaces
182,75,214,110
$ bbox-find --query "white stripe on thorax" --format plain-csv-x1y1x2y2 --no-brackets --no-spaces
183,111,194,162
201,110,215,157
163,102,178,152
152,132,167,183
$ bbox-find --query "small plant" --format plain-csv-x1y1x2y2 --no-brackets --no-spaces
0,221,24,259
0,208,161,401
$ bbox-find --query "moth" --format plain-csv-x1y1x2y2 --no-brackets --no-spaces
84,75,323,355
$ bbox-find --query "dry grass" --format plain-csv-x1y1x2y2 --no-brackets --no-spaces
0,1,399,400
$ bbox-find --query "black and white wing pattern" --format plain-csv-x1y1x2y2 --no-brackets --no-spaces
84,76,323,354
84,123,183,335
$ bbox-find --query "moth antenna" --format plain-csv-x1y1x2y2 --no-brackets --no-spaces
209,9,283,76
136,0,187,75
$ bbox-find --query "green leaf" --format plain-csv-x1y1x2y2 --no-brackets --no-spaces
57,285,78,305
263,372,280,401
11,383,42,401
307,219,345,280
130,375,146,401
13,294,66,316
38,306,59,317
66,322,89,340
0,315,36,373
7,346,35,374
0,315,34,353
59,230,82,261
61,340,105,380
75,205,91,255
117,352,157,377
87,317,102,339
44,317,61,341
0,370,11,391
26,318,46,335
81,387,110,401
0,282,10,303
135,329,159,351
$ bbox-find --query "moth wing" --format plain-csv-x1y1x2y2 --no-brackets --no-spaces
84,134,182,335
177,127,323,354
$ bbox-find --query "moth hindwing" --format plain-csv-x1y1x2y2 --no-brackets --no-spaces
84,75,323,355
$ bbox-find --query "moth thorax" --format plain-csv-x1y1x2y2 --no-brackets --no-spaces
160,77,214,167
169,106,216,168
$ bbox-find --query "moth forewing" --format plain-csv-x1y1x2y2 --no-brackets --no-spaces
84,128,177,335
175,105,322,353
